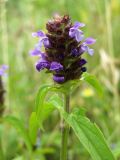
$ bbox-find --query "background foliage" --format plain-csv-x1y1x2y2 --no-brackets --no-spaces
0,0,120,159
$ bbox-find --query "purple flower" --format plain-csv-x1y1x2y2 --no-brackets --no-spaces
81,45,94,56
69,28,84,42
36,37,50,49
79,59,87,66
29,48,42,56
84,37,96,45
71,47,86,57
41,37,50,48
53,75,64,83
50,62,63,72
81,37,96,56
69,21,85,42
36,59,50,71
29,48,47,59
0,65,8,76
32,30,50,50
73,22,85,28
79,46,85,55
32,31,45,37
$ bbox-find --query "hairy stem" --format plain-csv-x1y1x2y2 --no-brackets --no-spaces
60,94,70,160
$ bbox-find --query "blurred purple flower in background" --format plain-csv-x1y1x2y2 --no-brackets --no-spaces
30,15,96,84
0,65,8,76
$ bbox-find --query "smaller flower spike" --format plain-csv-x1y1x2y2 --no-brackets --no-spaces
30,15,96,84
0,65,8,76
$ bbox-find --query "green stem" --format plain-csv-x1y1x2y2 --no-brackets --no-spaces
60,94,70,160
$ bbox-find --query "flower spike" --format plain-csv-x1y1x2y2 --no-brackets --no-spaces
30,15,96,83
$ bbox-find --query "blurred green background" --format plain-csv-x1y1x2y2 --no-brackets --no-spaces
0,0,120,159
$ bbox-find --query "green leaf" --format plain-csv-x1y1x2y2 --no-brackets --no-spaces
48,94,63,108
72,107,86,116
40,102,55,127
29,112,39,145
35,85,62,128
41,94,63,123
35,85,54,119
81,72,104,97
3,116,32,152
56,106,115,160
